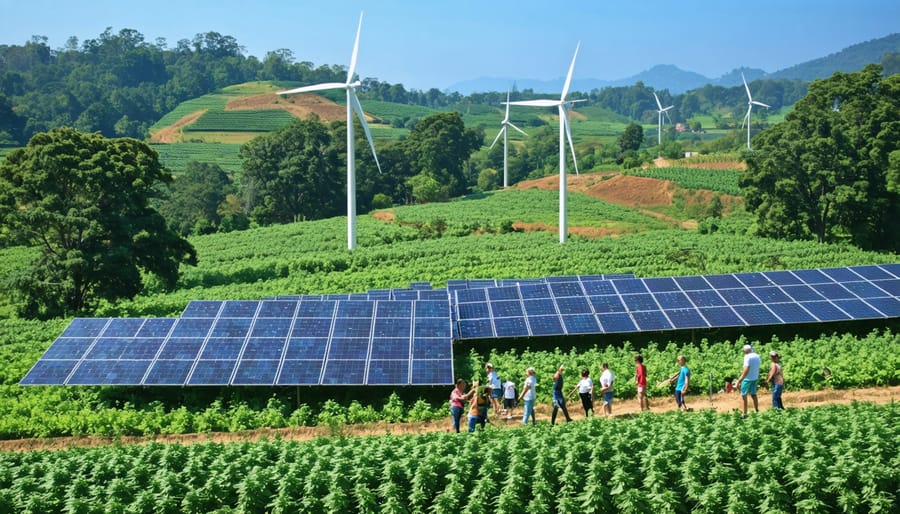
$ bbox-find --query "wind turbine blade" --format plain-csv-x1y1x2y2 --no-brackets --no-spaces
350,92,382,173
752,101,770,108
278,82,346,95
664,110,672,125
741,107,751,129
663,105,674,112
742,72,752,100
560,41,580,100
508,122,528,137
562,110,579,175
347,12,364,84
653,92,663,111
504,90,511,120
489,126,505,149
508,99,561,107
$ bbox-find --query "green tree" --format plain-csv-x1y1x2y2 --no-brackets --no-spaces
476,167,500,192
618,123,644,153
0,127,196,318
159,161,236,236
239,116,342,225
403,112,483,200
742,65,900,250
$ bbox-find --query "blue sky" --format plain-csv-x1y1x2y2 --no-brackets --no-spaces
2,0,897,91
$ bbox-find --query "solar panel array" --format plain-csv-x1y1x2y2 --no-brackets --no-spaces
20,265,900,387
454,264,900,339
21,299,453,386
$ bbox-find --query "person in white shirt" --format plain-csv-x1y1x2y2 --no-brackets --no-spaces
502,378,517,419
485,363,502,415
736,344,761,418
599,363,615,418
518,367,537,425
568,368,594,417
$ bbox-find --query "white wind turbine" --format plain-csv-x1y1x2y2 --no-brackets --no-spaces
508,42,582,244
653,91,674,146
489,90,528,188
277,12,381,250
741,72,770,150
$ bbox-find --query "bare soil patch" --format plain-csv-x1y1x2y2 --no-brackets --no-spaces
225,93,368,123
1,386,895,453
149,110,206,143
371,211,396,222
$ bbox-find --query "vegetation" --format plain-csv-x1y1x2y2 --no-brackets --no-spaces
0,403,895,513
0,128,196,318
743,64,900,251
626,166,742,195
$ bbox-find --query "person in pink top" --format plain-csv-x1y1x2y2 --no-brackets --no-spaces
449,378,475,433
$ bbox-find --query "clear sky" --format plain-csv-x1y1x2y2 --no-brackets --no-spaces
2,0,897,91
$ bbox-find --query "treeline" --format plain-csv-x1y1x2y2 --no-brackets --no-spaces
1,26,825,148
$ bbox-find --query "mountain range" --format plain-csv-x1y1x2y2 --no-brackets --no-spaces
447,33,900,95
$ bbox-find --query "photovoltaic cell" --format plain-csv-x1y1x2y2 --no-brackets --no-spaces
665,308,709,329
376,301,413,318
621,293,658,312
220,300,260,318
643,277,680,293
415,300,449,318
589,295,627,313
170,318,214,338
555,296,592,314
801,301,851,322
872,279,900,296
411,359,453,384
632,310,672,331
654,291,696,309
809,283,856,300
583,280,617,295
699,306,745,327
523,299,557,316
820,267,862,283
373,317,411,338
612,279,649,294
597,313,637,333
370,338,410,360
766,303,816,323
459,302,490,319
327,338,369,360
841,281,890,299
851,265,894,281
864,297,900,317
277,360,323,385
550,282,584,297
284,338,327,360
211,318,252,338
322,360,366,384
528,315,564,336
331,318,372,338
520,283,552,299
561,314,600,334
292,318,333,338
43,339,93,359
258,301,298,318
831,299,883,319
61,318,109,338
251,318,292,338
367,360,409,384
734,272,771,287
718,288,761,305
793,269,832,284
182,301,222,318
241,338,286,360
733,304,783,325
705,274,745,289
102,318,145,337
458,319,494,339
761,271,803,286
457,288,487,303
750,286,792,303
188,360,237,385
686,290,726,307
137,318,176,337
414,318,451,338
232,359,279,385
144,360,193,385
487,286,520,301
158,338,205,360
674,276,712,291
200,338,245,360
491,300,525,317
68,360,152,385
413,338,451,359
493,317,530,337
20,360,79,385
780,285,826,302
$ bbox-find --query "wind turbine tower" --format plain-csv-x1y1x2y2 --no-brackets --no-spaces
653,92,674,146
508,42,582,244
741,72,770,150
490,90,528,188
277,12,381,250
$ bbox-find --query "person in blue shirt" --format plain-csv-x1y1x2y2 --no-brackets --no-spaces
666,355,691,412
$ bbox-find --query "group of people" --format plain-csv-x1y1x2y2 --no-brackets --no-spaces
449,346,785,432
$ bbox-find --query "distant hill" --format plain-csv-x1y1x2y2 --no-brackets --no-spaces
447,32,899,95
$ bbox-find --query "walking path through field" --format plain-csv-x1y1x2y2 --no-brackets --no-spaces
2,386,896,453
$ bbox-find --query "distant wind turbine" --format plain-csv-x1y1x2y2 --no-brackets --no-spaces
653,92,674,146
490,90,528,188
508,42,582,244
277,12,381,250
741,72,770,150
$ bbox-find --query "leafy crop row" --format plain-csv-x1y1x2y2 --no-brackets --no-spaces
152,143,243,174
625,166,742,195
183,110,296,132
0,403,895,513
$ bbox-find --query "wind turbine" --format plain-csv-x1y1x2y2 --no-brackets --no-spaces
741,72,770,150
277,12,381,250
508,42,582,244
489,90,528,188
653,91,674,146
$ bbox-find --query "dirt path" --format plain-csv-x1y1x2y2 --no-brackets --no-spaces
2,386,896,453
149,110,206,143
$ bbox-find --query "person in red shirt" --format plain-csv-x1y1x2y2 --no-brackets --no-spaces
635,354,649,411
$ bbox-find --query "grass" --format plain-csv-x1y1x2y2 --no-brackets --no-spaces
152,143,243,174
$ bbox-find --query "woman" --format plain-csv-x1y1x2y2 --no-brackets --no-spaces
467,385,492,432
518,368,537,425
449,378,475,433
568,368,594,417
766,351,784,409
634,355,649,411
550,365,572,425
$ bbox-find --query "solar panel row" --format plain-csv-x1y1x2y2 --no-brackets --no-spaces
21,299,454,386
454,265,900,339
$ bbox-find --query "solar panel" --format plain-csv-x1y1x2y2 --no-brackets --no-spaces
21,264,900,387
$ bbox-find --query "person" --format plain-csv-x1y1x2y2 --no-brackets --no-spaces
467,385,492,432
518,367,537,425
568,368,594,417
598,362,615,418
449,378,475,433
550,365,572,425
666,355,691,411
486,363,502,415
502,377,517,419
737,344,761,418
634,355,649,411
766,351,784,409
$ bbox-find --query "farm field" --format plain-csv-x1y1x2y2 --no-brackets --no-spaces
152,143,243,175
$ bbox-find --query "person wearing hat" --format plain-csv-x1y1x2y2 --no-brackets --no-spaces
485,363,502,416
766,351,784,409
550,365,572,425
736,344,761,418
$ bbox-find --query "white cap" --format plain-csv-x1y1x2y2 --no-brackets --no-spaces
742,344,752,352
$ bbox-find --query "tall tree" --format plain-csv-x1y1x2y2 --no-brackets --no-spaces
159,161,237,236
0,127,196,318
403,112,483,201
618,122,644,153
742,65,900,250
240,116,342,224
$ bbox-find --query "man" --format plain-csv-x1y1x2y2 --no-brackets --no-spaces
550,365,572,425
486,363,502,415
599,362,615,418
667,355,690,412
518,367,537,425
736,344,761,418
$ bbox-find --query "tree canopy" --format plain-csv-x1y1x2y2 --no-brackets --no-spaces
741,64,900,251
0,127,196,318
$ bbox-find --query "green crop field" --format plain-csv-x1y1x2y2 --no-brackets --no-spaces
183,110,296,132
152,143,243,174
625,166,743,195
